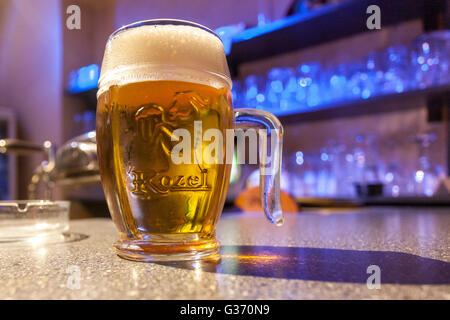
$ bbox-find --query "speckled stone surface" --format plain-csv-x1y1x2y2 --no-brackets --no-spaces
1,207,449,300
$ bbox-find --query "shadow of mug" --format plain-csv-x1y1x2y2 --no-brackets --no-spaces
156,245,450,285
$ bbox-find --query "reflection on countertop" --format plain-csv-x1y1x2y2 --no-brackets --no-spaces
1,207,449,299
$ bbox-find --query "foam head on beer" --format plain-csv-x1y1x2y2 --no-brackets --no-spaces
98,20,231,97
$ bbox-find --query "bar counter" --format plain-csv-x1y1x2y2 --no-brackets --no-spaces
1,207,449,299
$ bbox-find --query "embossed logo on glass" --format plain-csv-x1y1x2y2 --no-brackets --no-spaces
129,91,211,198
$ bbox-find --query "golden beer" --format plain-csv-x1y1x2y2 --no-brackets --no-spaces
97,80,232,258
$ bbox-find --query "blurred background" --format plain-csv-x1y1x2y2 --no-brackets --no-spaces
0,0,449,218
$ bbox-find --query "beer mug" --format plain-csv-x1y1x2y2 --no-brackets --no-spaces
96,19,283,261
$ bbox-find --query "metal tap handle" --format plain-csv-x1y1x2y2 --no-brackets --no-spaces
0,139,45,155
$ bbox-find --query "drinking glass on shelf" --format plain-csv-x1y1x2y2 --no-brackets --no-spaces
266,67,296,110
382,45,413,93
285,153,302,198
383,162,411,197
284,68,299,109
364,50,386,96
326,141,355,197
351,134,385,198
436,31,450,85
232,79,244,107
287,151,319,197
317,146,337,197
322,64,348,104
304,152,322,197
243,74,267,109
347,62,377,101
412,31,450,88
295,63,322,108
412,133,440,197
293,150,339,198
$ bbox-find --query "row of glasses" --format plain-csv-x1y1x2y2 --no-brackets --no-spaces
412,31,450,88
285,132,444,199
286,143,356,198
232,31,450,111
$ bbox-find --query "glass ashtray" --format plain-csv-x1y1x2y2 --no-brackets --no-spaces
0,200,69,242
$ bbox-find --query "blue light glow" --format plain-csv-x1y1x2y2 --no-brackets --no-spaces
67,64,99,94
301,65,311,73
361,89,371,99
271,80,283,92
231,4,337,43
415,170,424,183
385,172,394,183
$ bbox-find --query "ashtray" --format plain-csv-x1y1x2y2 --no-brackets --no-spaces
0,200,70,242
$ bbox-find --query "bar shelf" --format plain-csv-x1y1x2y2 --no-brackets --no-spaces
227,0,447,74
266,83,450,123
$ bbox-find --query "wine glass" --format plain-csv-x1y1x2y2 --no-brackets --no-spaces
412,133,440,196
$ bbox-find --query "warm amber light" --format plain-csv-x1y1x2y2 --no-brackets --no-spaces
221,254,282,262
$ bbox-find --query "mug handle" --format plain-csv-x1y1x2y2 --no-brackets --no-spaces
234,108,284,226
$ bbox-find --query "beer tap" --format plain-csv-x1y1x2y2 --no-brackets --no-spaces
0,131,99,200
0,138,56,199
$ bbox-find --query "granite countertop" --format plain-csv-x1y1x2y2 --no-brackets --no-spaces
1,207,449,299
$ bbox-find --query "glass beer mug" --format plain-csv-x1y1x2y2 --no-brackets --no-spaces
96,19,283,261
